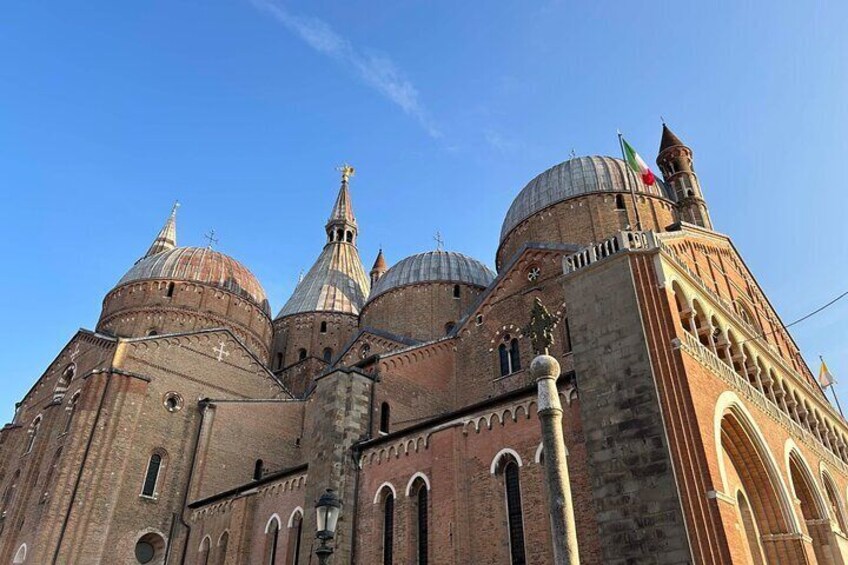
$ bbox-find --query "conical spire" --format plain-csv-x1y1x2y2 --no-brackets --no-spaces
143,202,179,259
370,249,387,285
659,123,686,154
325,164,359,245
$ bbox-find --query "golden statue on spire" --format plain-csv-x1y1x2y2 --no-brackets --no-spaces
337,163,355,183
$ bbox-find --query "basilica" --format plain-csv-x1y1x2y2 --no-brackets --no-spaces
2,125,848,564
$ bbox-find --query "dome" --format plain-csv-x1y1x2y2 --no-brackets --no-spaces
367,251,495,304
116,247,271,315
500,155,674,243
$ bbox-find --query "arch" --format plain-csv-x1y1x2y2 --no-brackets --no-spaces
785,447,830,562
216,531,229,565
381,486,395,565
821,468,847,533
490,448,523,475
141,451,165,498
13,543,27,563
714,392,801,555
265,513,282,533
199,536,212,565
534,443,544,464
286,508,304,565
64,391,81,433
373,482,397,504
25,415,42,454
405,472,431,496
322,347,333,362
735,489,765,564
495,451,527,565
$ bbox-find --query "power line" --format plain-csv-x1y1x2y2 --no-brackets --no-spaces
738,289,848,346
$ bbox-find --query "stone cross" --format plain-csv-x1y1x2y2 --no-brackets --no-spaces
433,231,445,251
69,343,81,362
204,229,219,249
213,341,230,362
525,297,557,355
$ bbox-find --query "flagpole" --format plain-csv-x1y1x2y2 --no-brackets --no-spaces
618,130,643,231
821,355,845,418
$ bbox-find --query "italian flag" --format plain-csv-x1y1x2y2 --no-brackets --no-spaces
621,136,656,186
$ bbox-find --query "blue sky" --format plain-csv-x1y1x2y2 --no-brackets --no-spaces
1,1,847,423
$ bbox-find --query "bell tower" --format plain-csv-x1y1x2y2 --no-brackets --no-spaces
656,124,712,230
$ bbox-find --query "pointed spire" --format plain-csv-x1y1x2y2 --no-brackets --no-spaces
659,123,686,154
326,164,359,245
142,202,179,259
370,249,387,285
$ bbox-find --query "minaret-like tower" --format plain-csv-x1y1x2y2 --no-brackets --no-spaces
326,164,358,245
656,124,713,230
370,249,387,285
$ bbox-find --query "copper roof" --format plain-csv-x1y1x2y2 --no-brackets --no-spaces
367,250,495,304
500,155,673,243
117,247,271,315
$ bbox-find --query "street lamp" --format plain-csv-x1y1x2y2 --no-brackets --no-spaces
315,488,341,565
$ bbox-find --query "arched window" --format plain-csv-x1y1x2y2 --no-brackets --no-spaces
383,491,395,565
216,531,230,565
286,510,304,565
509,339,521,373
276,353,283,370
453,284,461,299
410,477,429,565
54,364,75,401
493,453,526,565
444,321,455,335
146,329,159,336
320,321,328,333
322,348,333,363
64,392,81,434
265,516,281,565
141,453,163,498
499,344,510,376
41,447,63,502
12,543,26,564
298,349,307,361
380,402,390,434
25,416,42,454
199,536,211,565
615,194,626,210
166,282,175,298
254,459,264,481
562,317,572,353
346,231,353,243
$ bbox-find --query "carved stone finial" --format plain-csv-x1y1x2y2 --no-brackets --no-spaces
525,297,557,355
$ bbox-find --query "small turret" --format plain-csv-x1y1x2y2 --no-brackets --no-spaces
141,202,179,260
370,249,387,285
656,125,712,230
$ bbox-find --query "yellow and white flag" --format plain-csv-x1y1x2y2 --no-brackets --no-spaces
820,358,836,388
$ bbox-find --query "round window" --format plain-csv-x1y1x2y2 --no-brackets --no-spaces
135,533,164,564
163,392,183,413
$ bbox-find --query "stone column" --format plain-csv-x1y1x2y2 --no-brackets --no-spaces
531,354,579,565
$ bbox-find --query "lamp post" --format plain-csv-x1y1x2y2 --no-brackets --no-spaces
314,488,341,565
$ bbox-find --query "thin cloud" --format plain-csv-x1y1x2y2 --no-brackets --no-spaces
251,0,441,138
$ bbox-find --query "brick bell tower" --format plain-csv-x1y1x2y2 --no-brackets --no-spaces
656,124,713,230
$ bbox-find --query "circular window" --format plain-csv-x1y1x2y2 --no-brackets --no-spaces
527,266,541,282
360,343,371,359
134,533,164,564
162,392,183,413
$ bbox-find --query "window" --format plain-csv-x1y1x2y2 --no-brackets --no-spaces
383,492,395,565
12,544,26,564
498,337,521,377
563,317,572,354
276,353,283,370
503,460,526,565
320,321,328,333
322,348,333,363
265,516,281,565
2,470,20,517
64,392,81,434
410,478,429,565
217,532,230,565
475,315,484,326
166,282,175,298
146,329,159,336
41,447,63,502
199,536,211,565
25,416,42,454
286,511,303,565
444,322,455,335
141,453,162,498
54,364,75,400
360,343,371,359
380,403,390,434
615,194,626,210
254,459,264,481
453,284,461,299
527,267,541,282
346,231,353,243
135,533,165,564
298,349,307,361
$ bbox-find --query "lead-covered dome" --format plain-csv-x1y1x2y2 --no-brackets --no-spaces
500,155,673,244
367,250,495,304
117,246,271,315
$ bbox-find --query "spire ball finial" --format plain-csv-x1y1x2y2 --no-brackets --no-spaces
337,163,355,183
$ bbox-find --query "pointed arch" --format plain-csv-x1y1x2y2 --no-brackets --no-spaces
405,472,431,496
820,468,847,533
12,543,26,564
490,448,523,475
373,482,397,504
